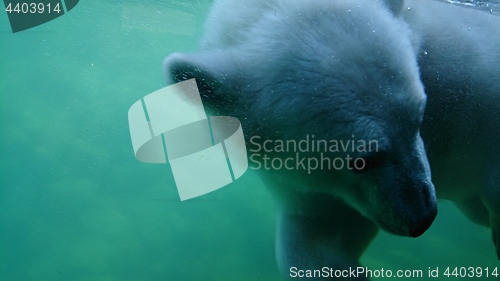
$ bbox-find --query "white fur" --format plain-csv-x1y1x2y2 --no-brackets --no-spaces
164,0,500,278
403,0,500,259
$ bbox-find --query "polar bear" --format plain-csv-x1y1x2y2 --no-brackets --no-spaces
402,0,500,259
163,0,499,279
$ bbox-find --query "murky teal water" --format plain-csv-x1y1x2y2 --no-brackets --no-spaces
0,1,497,281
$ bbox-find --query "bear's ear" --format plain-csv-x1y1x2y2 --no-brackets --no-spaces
383,0,406,16
163,50,239,115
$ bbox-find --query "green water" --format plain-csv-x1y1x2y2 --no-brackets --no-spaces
0,1,497,280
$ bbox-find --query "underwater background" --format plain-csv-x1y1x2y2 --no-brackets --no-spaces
0,1,498,280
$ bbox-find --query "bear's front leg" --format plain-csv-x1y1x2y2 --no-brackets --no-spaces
491,214,500,260
276,198,378,280
461,160,500,259
483,161,500,259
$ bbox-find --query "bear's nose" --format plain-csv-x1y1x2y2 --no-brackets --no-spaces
409,205,437,237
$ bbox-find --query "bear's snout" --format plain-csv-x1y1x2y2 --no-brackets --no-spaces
406,180,437,237
409,206,437,237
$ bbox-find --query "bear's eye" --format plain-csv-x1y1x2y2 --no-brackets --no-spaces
350,153,382,174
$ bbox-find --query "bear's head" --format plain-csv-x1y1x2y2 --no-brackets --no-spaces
163,0,437,237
